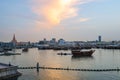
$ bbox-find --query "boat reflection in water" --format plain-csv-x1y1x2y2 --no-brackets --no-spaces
71,56,94,61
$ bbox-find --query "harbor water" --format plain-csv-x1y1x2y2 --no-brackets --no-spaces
0,48,120,80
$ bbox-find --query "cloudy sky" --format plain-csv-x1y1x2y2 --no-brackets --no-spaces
0,0,120,42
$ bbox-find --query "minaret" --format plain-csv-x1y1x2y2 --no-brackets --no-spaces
11,34,17,44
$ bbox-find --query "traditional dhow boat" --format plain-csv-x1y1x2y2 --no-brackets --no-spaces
71,49,95,56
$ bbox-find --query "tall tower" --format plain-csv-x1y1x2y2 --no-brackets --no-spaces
98,35,101,42
11,34,17,44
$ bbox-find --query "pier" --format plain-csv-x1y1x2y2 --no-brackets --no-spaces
0,63,21,79
18,63,120,72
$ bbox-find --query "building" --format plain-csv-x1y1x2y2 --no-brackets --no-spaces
58,39,66,46
49,38,57,46
11,34,17,46
0,42,14,49
98,35,101,42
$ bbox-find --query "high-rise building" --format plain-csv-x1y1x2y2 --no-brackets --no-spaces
98,35,101,42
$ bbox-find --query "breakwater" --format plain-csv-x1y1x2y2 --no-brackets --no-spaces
18,66,120,72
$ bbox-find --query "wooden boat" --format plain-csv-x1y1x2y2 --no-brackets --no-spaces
71,49,95,56
57,52,67,55
57,52,71,55
22,48,28,52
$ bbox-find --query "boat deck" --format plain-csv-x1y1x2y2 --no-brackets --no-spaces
0,63,12,69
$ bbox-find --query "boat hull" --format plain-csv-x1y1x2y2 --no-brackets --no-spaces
71,50,95,56
22,48,28,52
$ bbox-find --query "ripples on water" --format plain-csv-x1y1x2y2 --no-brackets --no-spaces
1,48,120,80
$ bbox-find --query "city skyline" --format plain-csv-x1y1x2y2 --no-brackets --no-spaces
0,0,120,42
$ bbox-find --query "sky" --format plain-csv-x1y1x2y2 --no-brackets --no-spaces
0,0,120,42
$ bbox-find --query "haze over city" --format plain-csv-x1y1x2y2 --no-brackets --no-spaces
0,0,120,42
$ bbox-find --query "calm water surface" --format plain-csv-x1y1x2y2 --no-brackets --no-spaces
0,48,120,80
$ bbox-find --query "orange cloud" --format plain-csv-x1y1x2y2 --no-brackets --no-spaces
32,0,77,26
31,0,95,27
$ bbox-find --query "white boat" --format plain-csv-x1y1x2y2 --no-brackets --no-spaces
0,51,21,56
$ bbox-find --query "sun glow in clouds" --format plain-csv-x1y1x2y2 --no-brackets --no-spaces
32,0,77,26
61,0,72,5
31,0,95,27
